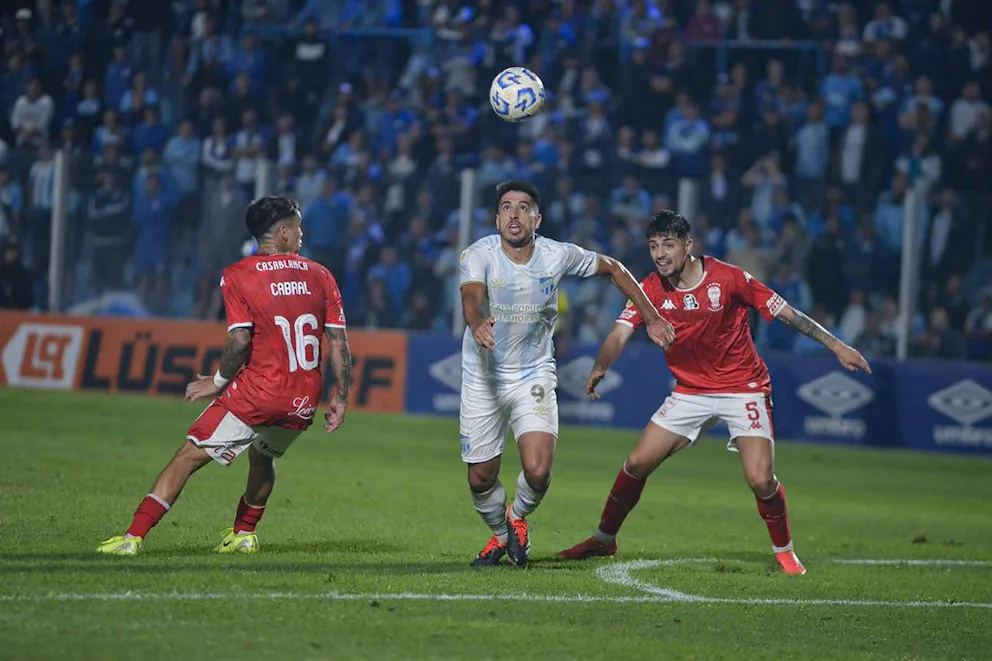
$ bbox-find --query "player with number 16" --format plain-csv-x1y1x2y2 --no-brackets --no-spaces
97,196,352,556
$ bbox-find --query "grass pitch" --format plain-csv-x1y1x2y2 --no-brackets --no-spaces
1,388,991,660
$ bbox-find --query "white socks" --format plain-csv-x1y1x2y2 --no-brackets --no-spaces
510,471,548,521
472,481,508,542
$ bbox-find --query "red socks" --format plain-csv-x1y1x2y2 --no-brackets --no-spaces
756,482,792,550
233,496,265,534
127,494,169,538
597,465,646,537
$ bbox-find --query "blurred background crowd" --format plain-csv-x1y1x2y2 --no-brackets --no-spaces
0,0,989,362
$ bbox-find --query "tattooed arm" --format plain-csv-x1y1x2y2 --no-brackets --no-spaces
323,326,352,432
325,327,352,402
777,305,872,373
184,328,252,402
218,328,252,380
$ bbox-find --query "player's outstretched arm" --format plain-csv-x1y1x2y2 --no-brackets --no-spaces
596,255,675,349
587,322,636,399
324,327,352,433
461,282,495,350
185,328,252,402
777,305,872,373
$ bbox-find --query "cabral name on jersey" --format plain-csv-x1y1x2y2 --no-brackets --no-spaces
270,281,313,296
255,259,310,272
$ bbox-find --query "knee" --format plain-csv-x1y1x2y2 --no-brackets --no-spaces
468,464,499,493
624,451,660,479
175,441,211,471
522,462,552,491
744,468,777,498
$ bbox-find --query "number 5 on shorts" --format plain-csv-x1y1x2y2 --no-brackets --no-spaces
745,401,760,421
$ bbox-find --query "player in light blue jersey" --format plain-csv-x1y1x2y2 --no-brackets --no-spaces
459,180,675,567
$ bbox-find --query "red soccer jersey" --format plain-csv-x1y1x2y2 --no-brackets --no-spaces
219,253,346,430
616,257,787,395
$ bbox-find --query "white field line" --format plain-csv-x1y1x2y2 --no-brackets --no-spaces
0,558,989,607
596,558,992,609
0,591,673,604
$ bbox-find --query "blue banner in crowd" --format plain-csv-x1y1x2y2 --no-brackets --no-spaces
405,334,992,455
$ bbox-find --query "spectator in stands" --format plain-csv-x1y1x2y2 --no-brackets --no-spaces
807,215,848,320
821,55,863,135
964,293,992,349
232,109,265,199
914,307,968,359
131,172,175,311
202,116,234,179
86,170,130,294
367,245,411,317
104,44,132,111
854,310,897,359
0,168,24,244
10,78,54,147
131,105,168,155
793,101,829,211
835,102,885,213
200,174,247,282
0,239,33,310
303,177,350,274
27,144,55,279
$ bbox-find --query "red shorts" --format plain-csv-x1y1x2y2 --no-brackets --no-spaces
186,399,304,466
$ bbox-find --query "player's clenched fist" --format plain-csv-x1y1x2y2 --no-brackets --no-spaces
645,316,676,350
471,317,496,350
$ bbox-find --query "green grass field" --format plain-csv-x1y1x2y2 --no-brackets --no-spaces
1,388,991,660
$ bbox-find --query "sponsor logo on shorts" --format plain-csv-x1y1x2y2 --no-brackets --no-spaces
797,372,873,439
927,380,992,447
557,356,620,423
255,440,285,458
1,323,84,390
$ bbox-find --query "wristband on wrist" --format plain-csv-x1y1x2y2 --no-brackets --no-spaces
213,371,230,389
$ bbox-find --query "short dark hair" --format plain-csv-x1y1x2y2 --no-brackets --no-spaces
646,210,691,241
245,196,301,240
496,180,541,209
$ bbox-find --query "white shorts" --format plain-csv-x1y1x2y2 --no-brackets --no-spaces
459,377,559,464
650,392,774,450
186,400,303,466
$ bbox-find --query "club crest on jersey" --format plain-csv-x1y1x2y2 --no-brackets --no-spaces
706,283,723,311
538,276,554,296
683,294,699,310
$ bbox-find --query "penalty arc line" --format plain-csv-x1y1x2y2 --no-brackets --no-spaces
595,558,992,609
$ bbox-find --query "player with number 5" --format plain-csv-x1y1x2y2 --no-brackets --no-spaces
97,196,352,556
559,211,871,575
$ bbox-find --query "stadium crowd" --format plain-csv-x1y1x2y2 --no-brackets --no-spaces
0,0,990,361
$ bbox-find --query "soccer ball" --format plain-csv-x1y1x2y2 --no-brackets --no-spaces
489,67,546,123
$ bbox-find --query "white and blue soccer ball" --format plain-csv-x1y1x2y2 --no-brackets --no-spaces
489,67,546,123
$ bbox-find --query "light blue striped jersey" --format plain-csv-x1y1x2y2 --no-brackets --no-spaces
459,234,600,389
